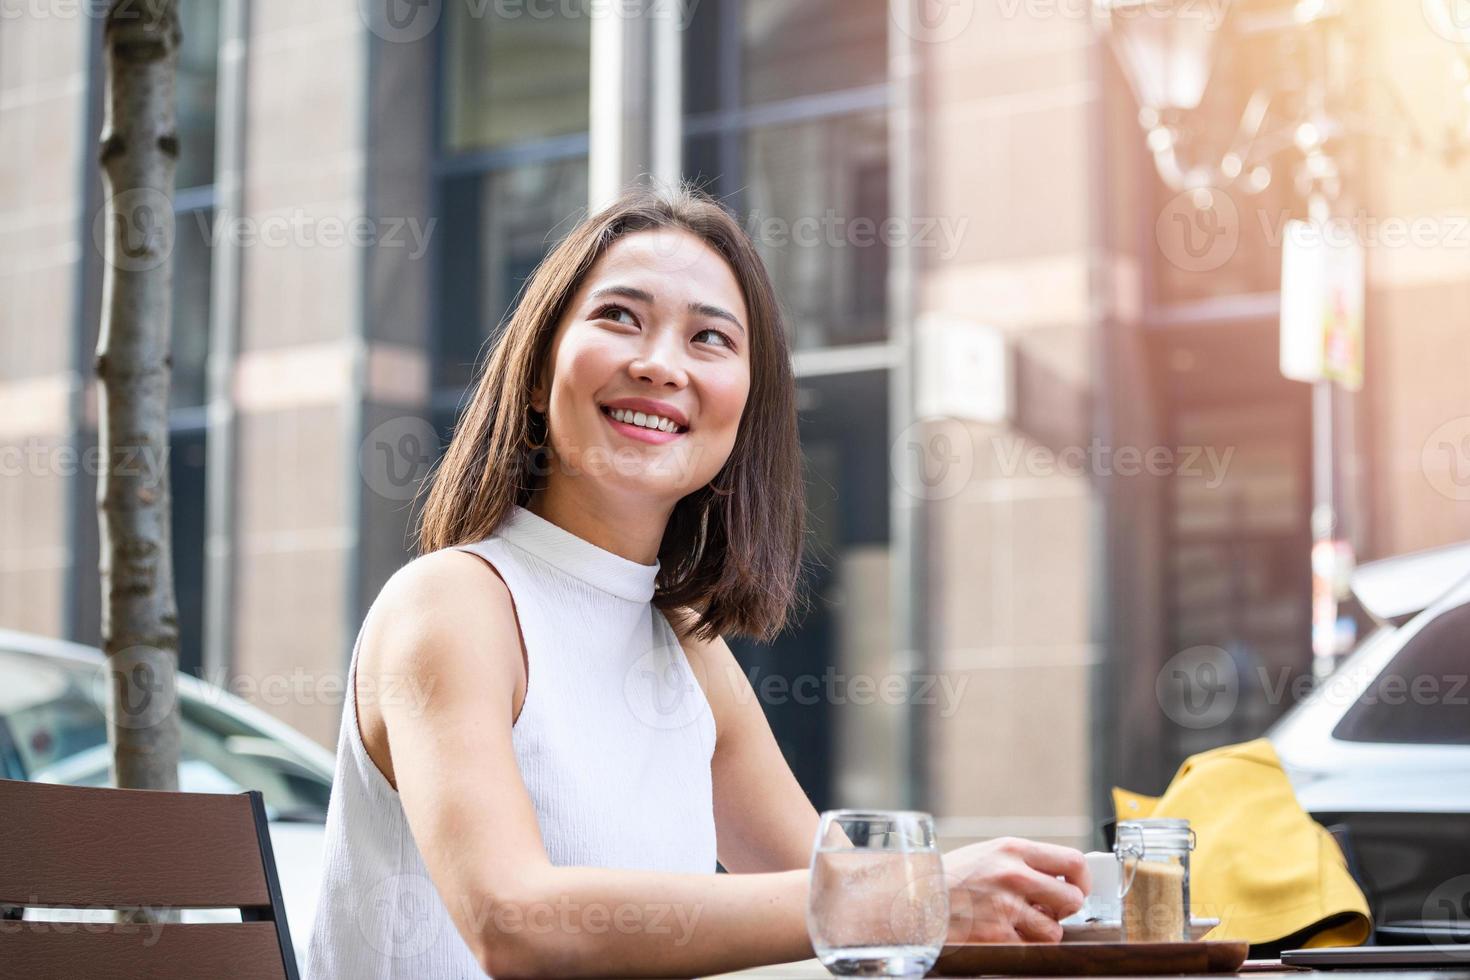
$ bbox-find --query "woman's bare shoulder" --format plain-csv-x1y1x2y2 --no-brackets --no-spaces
356,549,529,789
361,548,522,678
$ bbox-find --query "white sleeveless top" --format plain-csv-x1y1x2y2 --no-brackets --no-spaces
305,504,718,979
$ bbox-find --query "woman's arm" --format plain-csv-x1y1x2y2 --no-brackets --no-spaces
671,612,822,873
366,554,814,978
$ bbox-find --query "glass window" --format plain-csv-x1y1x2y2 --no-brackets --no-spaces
441,2,592,153
435,156,590,390
170,427,209,679
1334,602,1470,746
740,0,887,106
743,111,889,350
683,0,888,111
170,208,213,411
176,0,221,191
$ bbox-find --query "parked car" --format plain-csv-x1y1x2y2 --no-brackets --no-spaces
0,629,333,973
1267,541,1470,943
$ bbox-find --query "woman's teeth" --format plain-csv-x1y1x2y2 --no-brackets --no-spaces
604,406,685,433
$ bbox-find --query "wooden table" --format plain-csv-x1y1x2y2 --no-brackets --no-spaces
706,961,1470,979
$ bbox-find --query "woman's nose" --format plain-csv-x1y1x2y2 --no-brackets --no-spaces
628,330,688,388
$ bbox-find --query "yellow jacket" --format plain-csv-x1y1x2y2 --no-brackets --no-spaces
1113,738,1371,948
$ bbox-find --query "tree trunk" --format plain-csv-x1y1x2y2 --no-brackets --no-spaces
96,0,182,813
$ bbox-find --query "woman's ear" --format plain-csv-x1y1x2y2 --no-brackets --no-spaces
528,362,549,414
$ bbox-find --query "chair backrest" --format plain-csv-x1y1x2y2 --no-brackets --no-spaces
0,778,298,980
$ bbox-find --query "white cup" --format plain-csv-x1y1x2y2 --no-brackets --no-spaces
1063,851,1121,923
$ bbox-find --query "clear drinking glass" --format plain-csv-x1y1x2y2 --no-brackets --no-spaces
807,809,949,977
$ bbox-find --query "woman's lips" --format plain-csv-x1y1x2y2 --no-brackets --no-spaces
600,406,686,445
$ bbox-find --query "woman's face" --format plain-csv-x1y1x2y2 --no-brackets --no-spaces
532,227,752,506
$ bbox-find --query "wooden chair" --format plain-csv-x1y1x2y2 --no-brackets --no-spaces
0,777,299,980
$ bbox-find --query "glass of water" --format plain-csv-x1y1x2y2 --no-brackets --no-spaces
807,810,949,977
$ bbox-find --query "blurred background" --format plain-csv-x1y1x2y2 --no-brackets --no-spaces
2,0,1469,866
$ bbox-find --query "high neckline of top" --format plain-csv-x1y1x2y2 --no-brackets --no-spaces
494,503,660,603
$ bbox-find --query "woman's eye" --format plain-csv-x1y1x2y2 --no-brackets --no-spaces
695,327,736,350
597,304,636,325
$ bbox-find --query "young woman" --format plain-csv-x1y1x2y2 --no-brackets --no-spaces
306,185,1090,978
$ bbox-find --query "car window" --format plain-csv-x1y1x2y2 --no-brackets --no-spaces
0,650,330,820
1333,601,1470,745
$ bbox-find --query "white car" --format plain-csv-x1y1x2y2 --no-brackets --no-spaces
0,628,334,973
1267,542,1470,943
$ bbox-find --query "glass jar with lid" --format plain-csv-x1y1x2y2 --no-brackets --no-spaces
1115,817,1196,943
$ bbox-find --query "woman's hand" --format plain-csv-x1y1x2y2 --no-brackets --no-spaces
942,837,1091,944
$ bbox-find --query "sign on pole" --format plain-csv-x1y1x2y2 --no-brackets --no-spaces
1280,218,1365,391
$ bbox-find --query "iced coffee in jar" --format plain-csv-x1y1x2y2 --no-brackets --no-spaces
1116,818,1195,943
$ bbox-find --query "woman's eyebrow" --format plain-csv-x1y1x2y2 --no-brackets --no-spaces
589,285,746,337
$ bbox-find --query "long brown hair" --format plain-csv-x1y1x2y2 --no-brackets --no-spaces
416,182,807,645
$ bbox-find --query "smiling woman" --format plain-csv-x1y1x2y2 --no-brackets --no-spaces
419,182,806,645
306,183,1089,980
303,183,826,979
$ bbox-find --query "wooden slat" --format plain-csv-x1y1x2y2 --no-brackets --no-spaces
0,779,270,908
0,921,289,980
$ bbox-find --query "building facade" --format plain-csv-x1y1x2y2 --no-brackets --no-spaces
2,0,1467,852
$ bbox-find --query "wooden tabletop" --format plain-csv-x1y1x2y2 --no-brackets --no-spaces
705,961,1470,979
